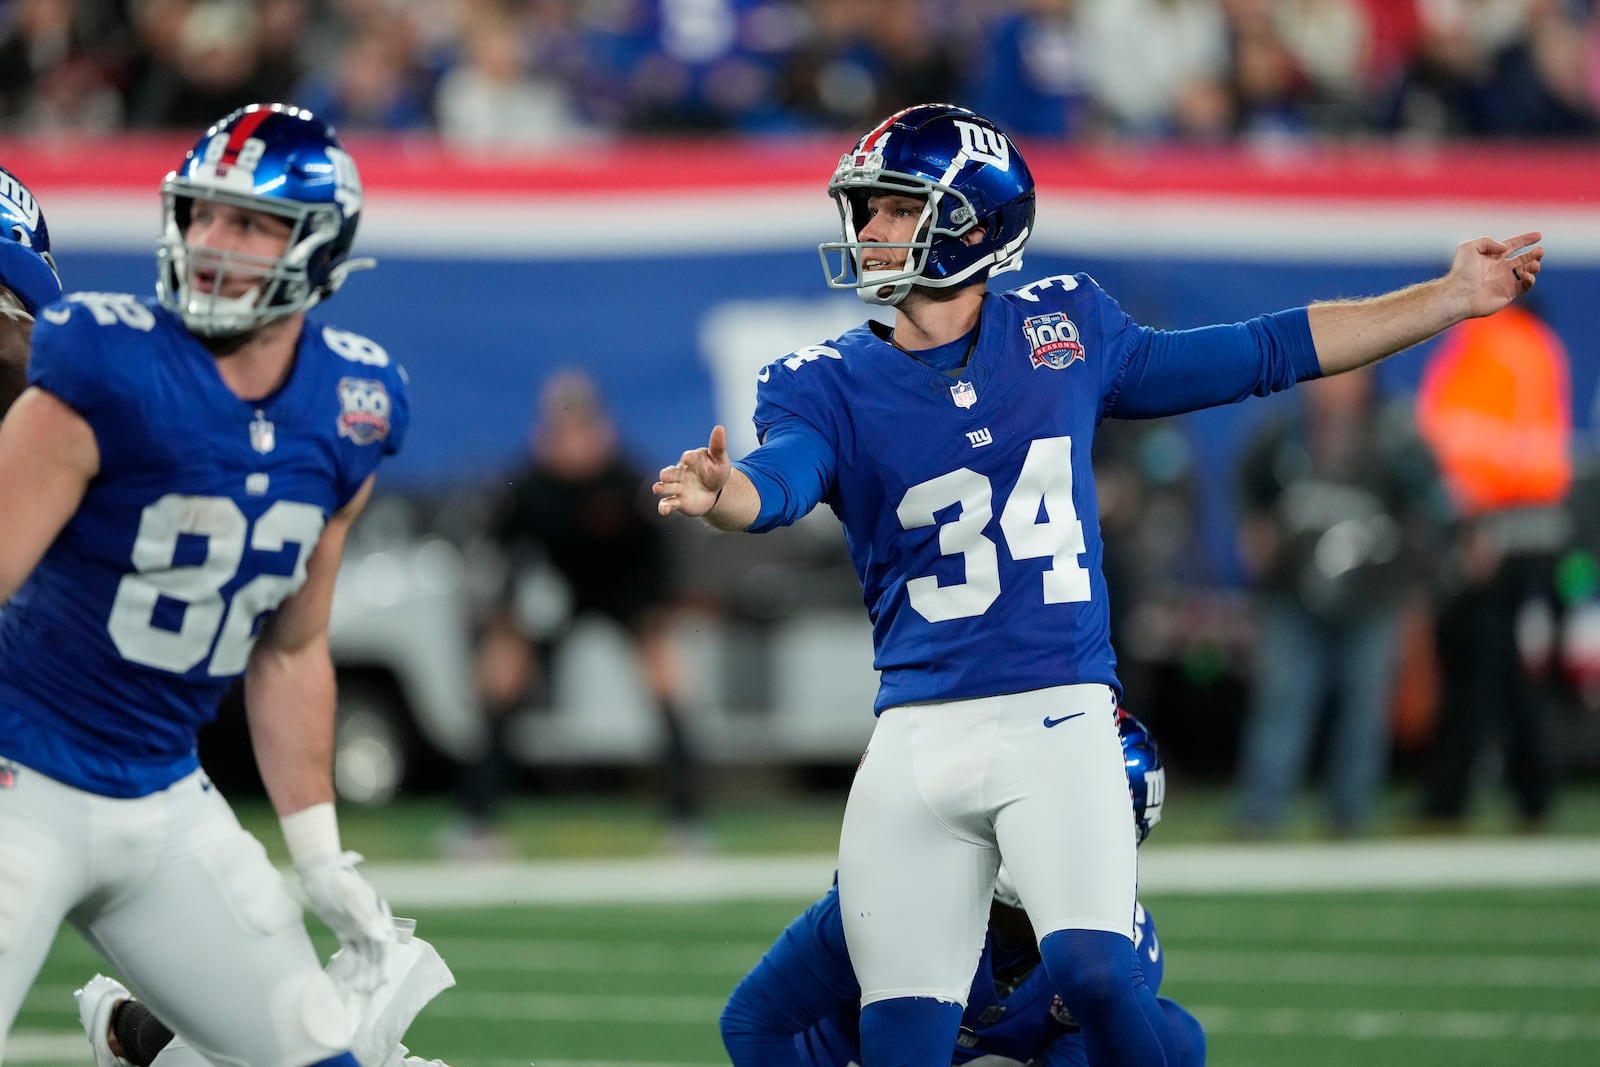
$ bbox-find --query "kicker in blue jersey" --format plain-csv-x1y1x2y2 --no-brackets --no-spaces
655,101,1542,1067
747,275,1318,712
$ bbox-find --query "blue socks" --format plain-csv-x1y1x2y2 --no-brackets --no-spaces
858,996,963,1067
1040,928,1171,1067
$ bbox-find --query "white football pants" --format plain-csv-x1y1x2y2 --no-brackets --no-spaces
0,759,349,1067
837,684,1137,1007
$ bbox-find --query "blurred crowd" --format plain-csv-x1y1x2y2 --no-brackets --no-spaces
4,0,1600,145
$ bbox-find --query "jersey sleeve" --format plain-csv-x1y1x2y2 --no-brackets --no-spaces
1052,275,1319,419
381,361,411,457
316,321,412,508
720,884,861,1067
26,294,153,467
740,347,848,530
733,419,838,533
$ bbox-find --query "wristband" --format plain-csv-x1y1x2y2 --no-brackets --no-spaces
280,802,341,865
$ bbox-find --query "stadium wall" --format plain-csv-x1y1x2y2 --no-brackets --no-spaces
10,136,1600,587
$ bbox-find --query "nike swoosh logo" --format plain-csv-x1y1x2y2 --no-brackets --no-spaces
1042,712,1086,728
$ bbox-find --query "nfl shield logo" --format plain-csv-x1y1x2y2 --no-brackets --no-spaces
249,412,276,454
950,380,977,408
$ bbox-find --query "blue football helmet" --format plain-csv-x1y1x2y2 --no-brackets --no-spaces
993,706,1167,909
819,103,1035,307
0,164,62,316
1118,707,1165,844
158,103,372,337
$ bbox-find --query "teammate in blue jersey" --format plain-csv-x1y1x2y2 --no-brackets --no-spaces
722,709,1206,1067
0,163,63,415
0,104,410,1067
654,102,1543,1067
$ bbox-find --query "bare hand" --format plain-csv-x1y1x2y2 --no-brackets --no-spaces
655,425,730,517
1455,230,1543,318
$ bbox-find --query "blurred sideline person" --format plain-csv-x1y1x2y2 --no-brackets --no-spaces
75,918,454,1067
1232,366,1452,837
0,163,63,414
1415,298,1573,830
461,369,704,856
721,709,1206,1067
653,101,1541,1067
0,104,409,1066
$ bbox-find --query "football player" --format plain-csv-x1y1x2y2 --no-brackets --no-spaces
0,163,63,415
653,101,1541,1066
74,918,454,1067
0,104,410,1067
721,710,1205,1067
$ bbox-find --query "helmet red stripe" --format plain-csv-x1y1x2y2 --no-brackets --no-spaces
862,107,914,150
220,108,273,167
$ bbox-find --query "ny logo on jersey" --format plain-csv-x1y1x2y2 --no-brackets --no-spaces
966,428,993,448
953,120,1010,170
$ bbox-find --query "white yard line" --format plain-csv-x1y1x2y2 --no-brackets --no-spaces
360,838,1600,908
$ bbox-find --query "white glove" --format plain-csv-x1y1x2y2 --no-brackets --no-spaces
297,850,398,994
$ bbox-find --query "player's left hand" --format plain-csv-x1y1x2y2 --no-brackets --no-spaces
1454,230,1542,317
296,850,398,994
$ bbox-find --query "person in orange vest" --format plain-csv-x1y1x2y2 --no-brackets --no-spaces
1414,298,1573,830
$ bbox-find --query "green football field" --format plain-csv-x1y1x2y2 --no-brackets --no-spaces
12,876,1600,1066
9,792,1600,1067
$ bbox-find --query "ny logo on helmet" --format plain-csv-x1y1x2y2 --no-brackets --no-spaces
953,120,1011,171
0,170,42,239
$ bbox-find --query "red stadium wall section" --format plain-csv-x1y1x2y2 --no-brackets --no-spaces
8,135,1600,204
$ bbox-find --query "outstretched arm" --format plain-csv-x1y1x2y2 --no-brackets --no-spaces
1308,231,1542,376
655,424,762,532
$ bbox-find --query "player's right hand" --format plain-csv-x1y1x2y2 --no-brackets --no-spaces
655,424,730,517
296,850,398,994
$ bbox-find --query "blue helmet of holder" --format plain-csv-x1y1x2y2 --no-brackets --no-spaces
158,103,373,337
0,165,62,315
820,103,1036,307
1118,707,1165,845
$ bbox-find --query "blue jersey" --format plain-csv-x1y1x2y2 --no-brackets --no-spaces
745,275,1317,711
721,883,1169,1067
0,292,409,798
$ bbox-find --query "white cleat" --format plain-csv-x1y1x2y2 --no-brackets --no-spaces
73,974,135,1067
